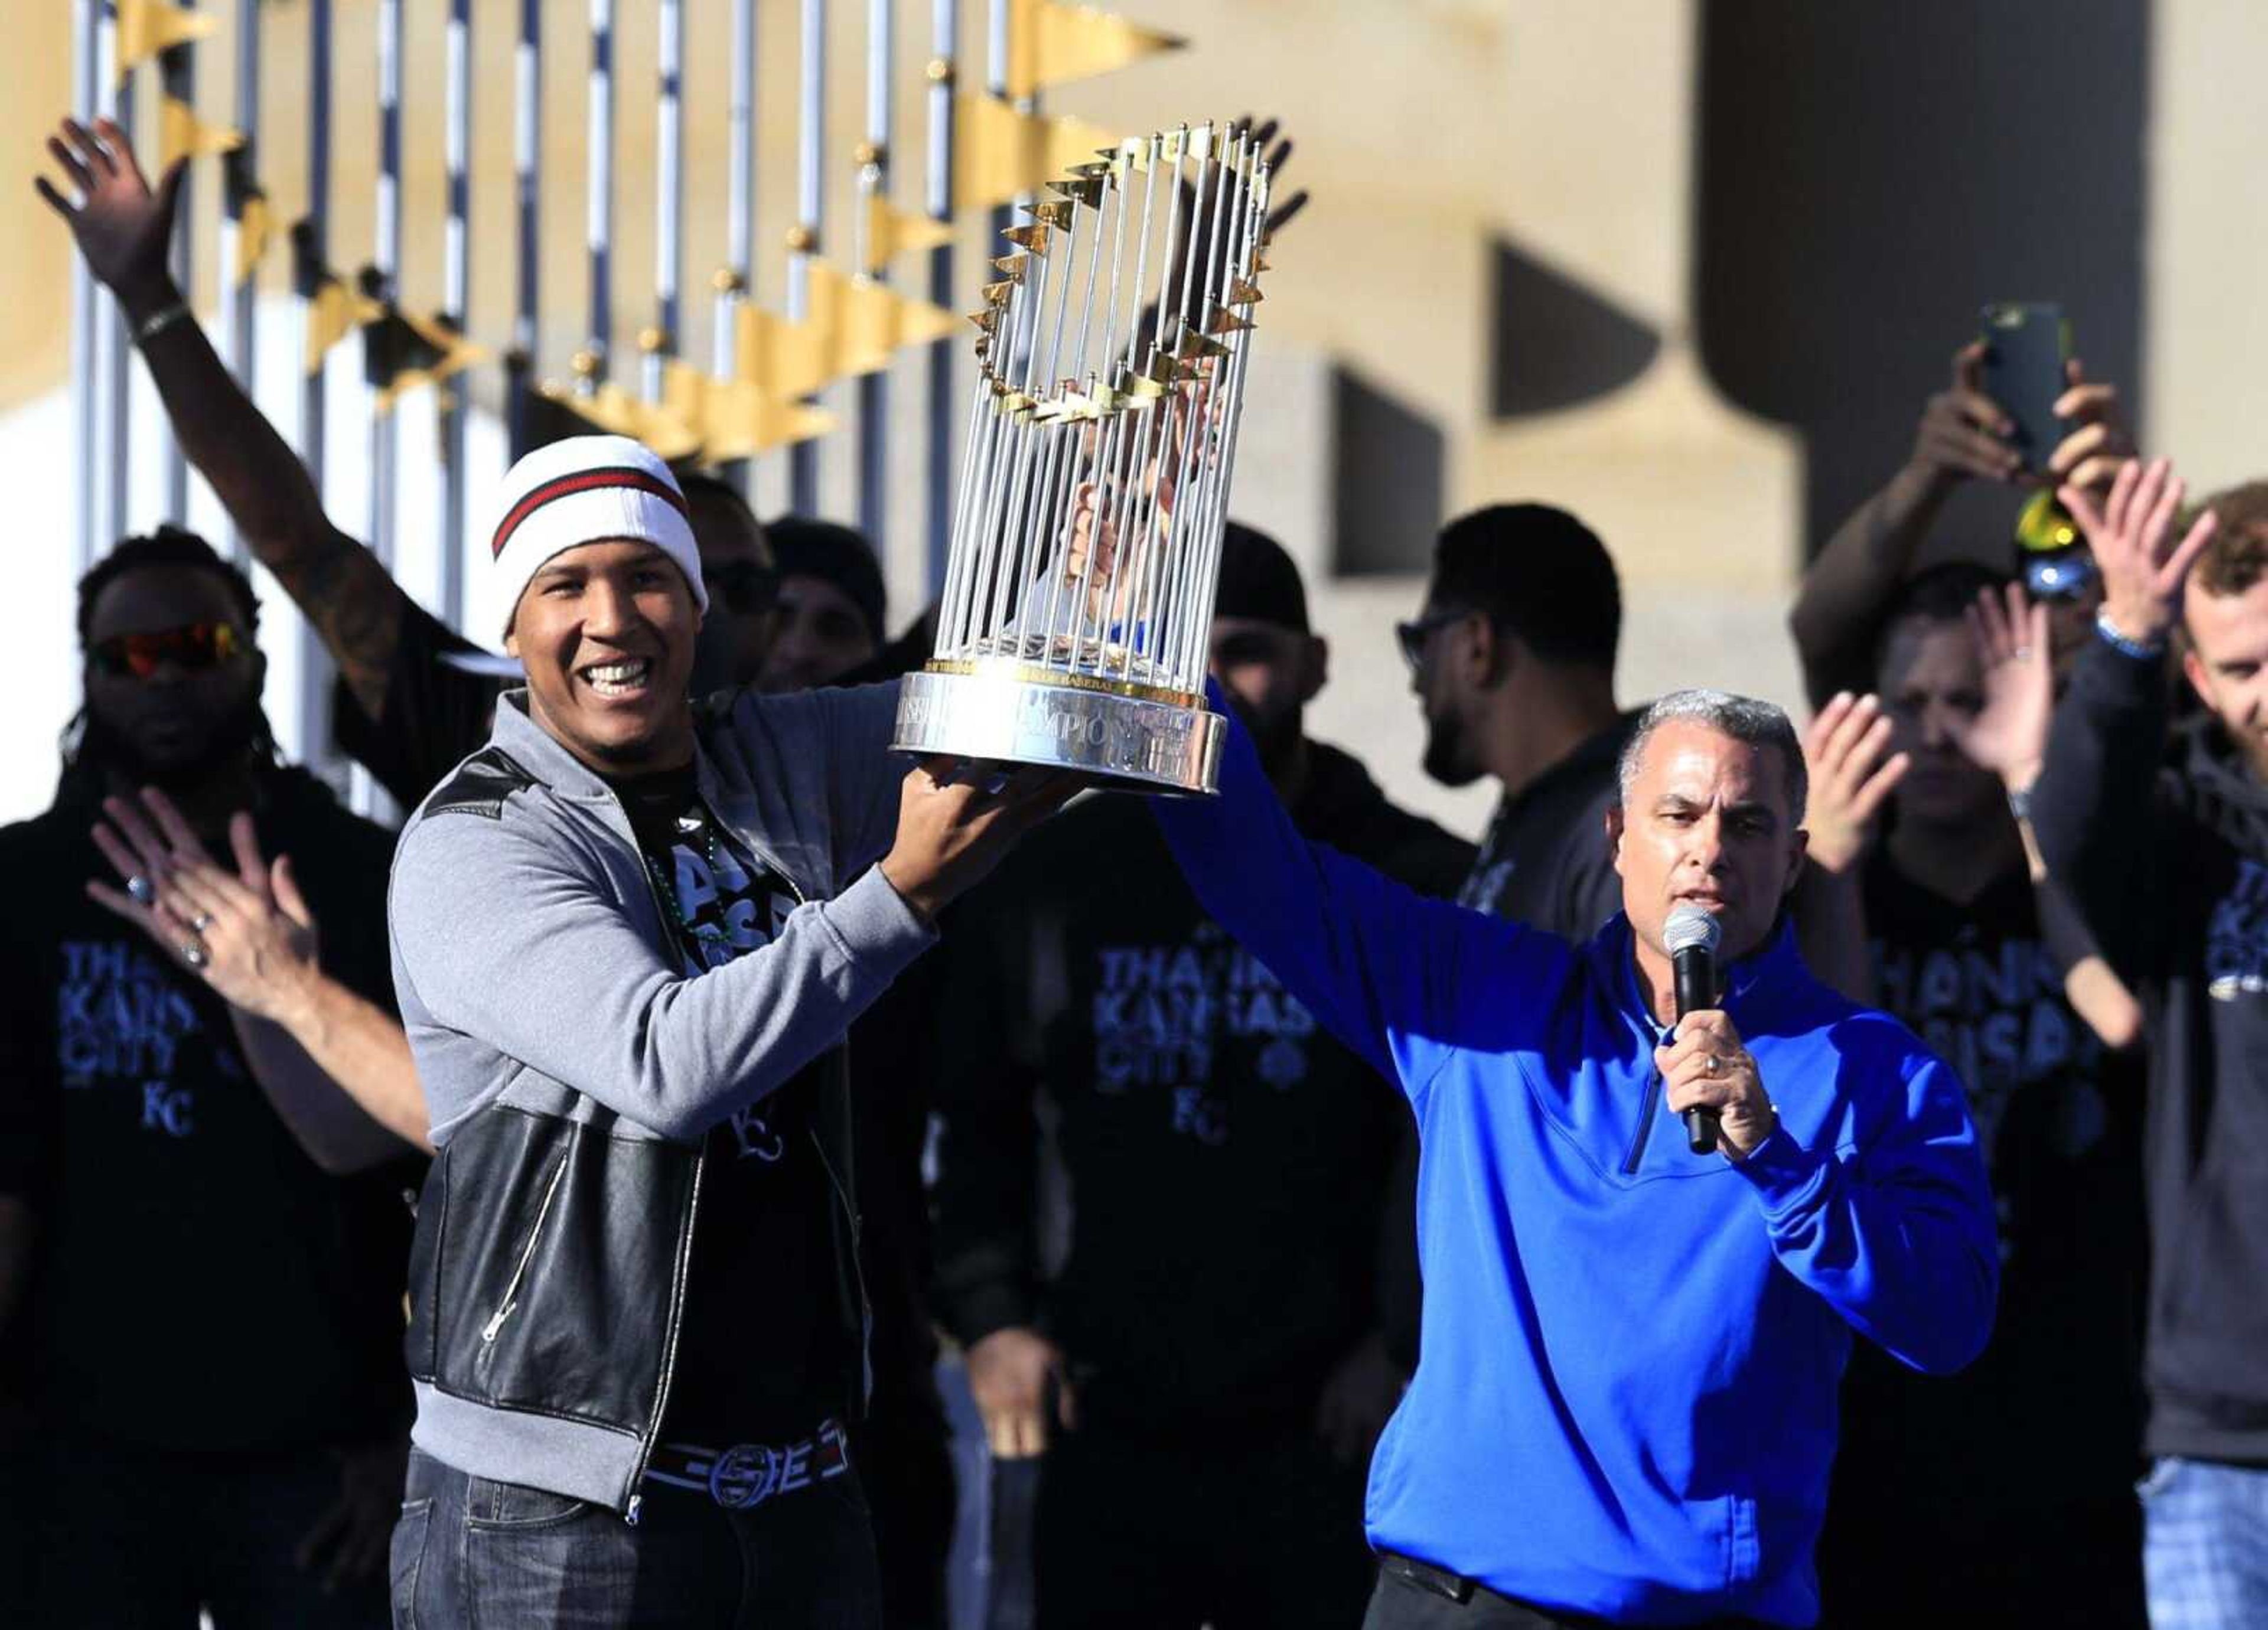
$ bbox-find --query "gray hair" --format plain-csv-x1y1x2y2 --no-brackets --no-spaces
1615,689,1807,825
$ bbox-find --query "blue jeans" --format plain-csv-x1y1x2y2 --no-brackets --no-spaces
390,1447,883,1629
2141,1457,2268,1630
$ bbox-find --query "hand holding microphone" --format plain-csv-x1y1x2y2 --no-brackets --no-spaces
1657,905,1775,1160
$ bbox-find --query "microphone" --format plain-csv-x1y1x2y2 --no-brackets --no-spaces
1663,904,1724,1155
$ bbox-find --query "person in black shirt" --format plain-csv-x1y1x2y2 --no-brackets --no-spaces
38,113,781,814
1798,564,2146,1627
2030,461,2268,1630
760,519,887,695
1396,503,1635,940
930,524,1474,1629
0,528,423,1628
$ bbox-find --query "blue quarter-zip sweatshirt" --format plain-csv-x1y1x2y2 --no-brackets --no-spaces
1151,706,1996,1627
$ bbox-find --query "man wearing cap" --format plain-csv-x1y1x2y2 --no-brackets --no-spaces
760,520,891,695
929,523,1474,1628
385,436,1070,1628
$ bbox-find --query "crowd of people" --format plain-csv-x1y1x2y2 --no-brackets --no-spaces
3,111,2264,1630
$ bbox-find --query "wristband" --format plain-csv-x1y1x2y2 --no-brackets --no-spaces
133,301,192,346
2094,608,2167,661
2006,780,2035,826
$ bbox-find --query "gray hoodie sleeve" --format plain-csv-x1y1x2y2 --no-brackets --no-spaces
390,809,935,1143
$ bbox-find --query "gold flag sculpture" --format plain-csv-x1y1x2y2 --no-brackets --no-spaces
863,195,956,274
302,277,383,374
954,94,1122,211
663,364,836,459
735,266,960,396
812,264,960,377
116,0,218,80
233,191,272,285
531,380,705,466
372,309,490,412
160,97,244,167
1004,0,1182,100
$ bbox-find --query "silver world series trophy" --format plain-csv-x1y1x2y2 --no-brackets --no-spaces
890,120,1273,793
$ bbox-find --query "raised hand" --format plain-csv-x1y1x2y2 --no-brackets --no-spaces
2060,456,2220,647
1953,582,2054,788
2044,358,2133,495
879,758,1081,922
1800,693,1908,875
34,116,184,319
1909,343,2022,487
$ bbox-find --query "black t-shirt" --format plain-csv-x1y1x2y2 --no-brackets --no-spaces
1457,712,1638,942
333,598,507,810
612,767,856,1444
1827,857,2145,1532
0,768,417,1455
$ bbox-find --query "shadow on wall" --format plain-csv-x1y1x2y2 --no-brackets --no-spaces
1332,367,1445,576
1490,237,1663,420
1695,0,2148,559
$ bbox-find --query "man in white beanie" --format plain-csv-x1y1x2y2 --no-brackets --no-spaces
384,435,1070,1628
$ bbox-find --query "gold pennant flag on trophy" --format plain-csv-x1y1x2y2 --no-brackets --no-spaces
954,94,1122,211
159,97,244,167
1004,0,1182,100
116,0,218,80
863,195,956,274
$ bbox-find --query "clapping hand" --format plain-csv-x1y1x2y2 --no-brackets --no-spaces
87,788,323,1026
1799,693,1908,875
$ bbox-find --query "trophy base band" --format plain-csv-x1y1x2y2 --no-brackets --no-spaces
890,667,1226,795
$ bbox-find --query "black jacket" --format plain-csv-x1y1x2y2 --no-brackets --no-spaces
928,741,1472,1433
2031,633,2268,1464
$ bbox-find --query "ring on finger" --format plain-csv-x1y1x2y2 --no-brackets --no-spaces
127,873,157,905
190,911,215,934
181,940,208,970
1704,1053,1721,1076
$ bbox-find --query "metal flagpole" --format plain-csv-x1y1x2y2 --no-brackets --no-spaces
585,0,615,392
855,0,890,543
788,0,825,513
219,0,260,564
924,0,956,597
72,0,100,568
101,0,132,549
646,0,684,405
357,0,405,817
297,0,338,775
157,0,194,521
439,0,473,626
713,0,757,490
368,0,401,573
507,0,540,454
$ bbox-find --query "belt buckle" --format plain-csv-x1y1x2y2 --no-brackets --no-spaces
707,1442,781,1510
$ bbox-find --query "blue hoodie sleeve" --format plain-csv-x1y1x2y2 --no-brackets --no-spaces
1150,689,1556,1103
1729,1036,1998,1375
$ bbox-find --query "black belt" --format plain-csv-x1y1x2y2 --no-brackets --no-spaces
1377,1552,1771,1630
640,1417,852,1510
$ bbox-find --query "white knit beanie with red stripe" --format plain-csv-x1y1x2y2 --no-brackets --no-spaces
485,435,708,641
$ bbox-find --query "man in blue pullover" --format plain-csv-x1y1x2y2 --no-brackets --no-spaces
1151,685,1998,1629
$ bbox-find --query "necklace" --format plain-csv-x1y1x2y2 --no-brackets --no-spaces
644,804,725,941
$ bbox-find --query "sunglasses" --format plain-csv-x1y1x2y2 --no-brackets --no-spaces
89,620,246,680
706,561,781,616
1394,606,1473,672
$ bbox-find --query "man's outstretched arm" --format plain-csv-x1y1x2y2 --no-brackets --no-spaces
37,116,407,721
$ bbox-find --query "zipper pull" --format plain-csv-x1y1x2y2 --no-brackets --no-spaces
480,1300,514,1344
